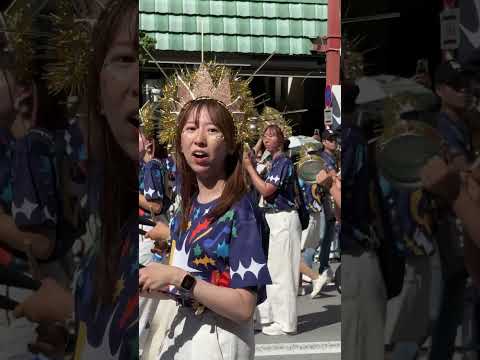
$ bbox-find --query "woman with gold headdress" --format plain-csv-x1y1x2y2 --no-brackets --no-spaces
243,107,302,336
139,63,272,359
13,1,140,358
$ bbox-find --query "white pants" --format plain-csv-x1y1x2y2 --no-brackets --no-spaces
342,249,387,360
139,216,170,359
159,306,254,360
257,211,301,333
301,212,322,251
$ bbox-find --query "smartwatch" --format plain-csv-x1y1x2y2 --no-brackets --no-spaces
180,273,197,294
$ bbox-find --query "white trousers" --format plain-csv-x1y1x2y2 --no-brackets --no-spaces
159,306,254,360
257,211,301,333
301,212,322,251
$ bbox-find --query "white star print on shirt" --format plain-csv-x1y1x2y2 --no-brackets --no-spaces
231,258,265,280
44,207,56,222
12,198,38,220
267,175,280,184
144,187,155,198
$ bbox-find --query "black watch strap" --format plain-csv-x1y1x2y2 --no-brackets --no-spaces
180,273,197,294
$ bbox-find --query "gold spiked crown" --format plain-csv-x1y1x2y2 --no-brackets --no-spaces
157,62,257,146
259,106,293,139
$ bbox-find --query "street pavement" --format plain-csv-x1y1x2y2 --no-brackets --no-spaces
255,263,341,360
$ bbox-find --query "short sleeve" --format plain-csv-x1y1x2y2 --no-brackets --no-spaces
12,133,57,228
265,157,291,187
143,161,164,202
229,199,271,293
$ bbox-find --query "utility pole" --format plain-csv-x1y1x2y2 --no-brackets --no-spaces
313,0,341,129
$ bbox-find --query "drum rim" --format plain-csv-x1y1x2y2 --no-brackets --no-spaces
376,122,442,189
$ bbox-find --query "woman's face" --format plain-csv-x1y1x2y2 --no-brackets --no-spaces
262,127,283,154
181,107,228,181
99,9,139,161
323,137,337,152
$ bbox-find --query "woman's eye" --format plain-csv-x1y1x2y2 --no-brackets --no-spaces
208,128,219,134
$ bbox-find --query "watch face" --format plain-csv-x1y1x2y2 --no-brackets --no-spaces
181,274,196,291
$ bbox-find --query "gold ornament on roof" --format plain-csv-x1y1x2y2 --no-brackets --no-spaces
157,62,257,146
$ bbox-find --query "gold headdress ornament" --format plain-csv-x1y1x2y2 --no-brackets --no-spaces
157,62,257,146
140,100,157,139
4,0,34,83
42,0,92,98
258,106,293,139
4,0,92,99
342,35,371,81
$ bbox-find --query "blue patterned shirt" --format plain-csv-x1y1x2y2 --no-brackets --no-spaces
169,194,272,304
298,178,323,214
263,153,297,212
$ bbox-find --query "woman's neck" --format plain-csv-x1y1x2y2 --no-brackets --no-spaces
271,149,283,159
196,175,226,204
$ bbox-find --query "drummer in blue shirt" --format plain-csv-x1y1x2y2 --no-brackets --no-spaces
317,129,339,284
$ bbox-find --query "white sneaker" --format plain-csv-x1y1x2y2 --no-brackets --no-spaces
310,271,328,299
261,323,286,336
324,267,334,283
302,274,312,283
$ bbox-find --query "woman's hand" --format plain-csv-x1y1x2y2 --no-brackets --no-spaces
421,156,461,203
145,222,170,242
316,169,333,189
242,149,254,172
14,278,73,323
139,263,186,292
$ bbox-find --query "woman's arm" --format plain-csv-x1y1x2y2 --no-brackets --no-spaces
140,264,257,324
330,177,341,209
139,193,163,214
0,211,54,260
243,152,277,199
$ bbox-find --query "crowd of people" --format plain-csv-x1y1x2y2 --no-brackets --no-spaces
342,53,480,360
137,94,342,357
0,1,341,359
1,1,139,358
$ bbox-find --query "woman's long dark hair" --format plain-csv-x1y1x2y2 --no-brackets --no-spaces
87,0,138,306
175,99,248,230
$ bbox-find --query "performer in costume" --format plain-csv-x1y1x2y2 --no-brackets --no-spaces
139,63,271,360
13,1,139,359
243,107,301,336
